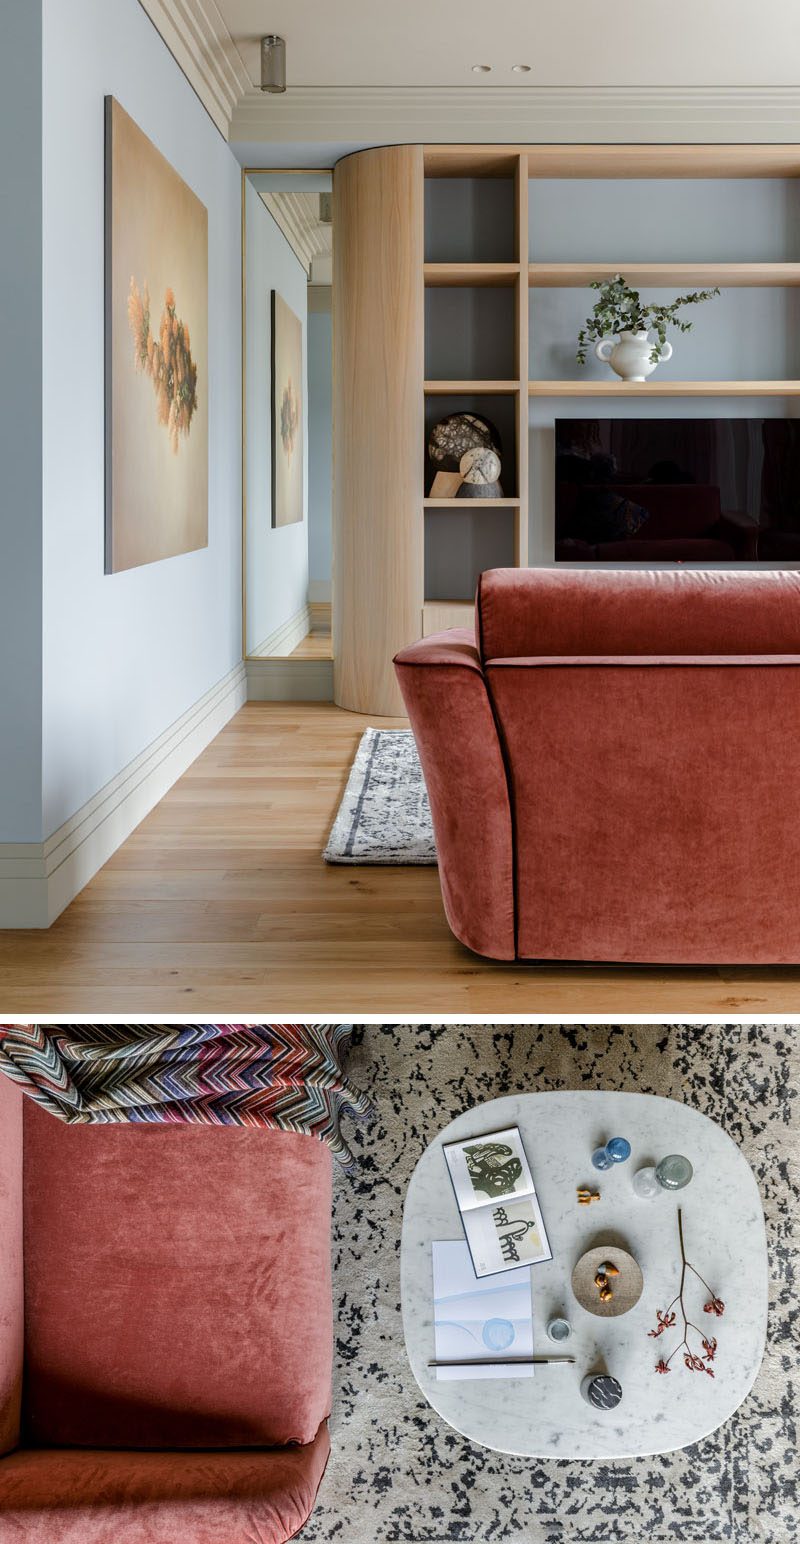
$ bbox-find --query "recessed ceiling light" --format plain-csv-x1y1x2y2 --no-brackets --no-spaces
471,64,492,73
511,64,531,73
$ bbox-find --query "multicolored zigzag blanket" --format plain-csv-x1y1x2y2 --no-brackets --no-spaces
0,1022,373,1171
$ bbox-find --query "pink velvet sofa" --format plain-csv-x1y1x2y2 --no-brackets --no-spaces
395,566,800,964
0,1075,332,1543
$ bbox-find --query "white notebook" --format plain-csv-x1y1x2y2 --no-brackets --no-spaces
432,1240,534,1380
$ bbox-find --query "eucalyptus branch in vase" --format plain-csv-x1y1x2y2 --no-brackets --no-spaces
649,1208,725,1377
577,274,720,367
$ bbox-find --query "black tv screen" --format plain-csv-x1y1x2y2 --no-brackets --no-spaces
554,418,800,564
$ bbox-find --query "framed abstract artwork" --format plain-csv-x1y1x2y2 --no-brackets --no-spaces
104,97,208,573
270,290,304,527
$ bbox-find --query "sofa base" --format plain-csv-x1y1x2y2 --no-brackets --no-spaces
0,1425,330,1544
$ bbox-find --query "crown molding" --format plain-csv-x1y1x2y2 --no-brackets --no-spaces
230,85,800,147
137,0,250,137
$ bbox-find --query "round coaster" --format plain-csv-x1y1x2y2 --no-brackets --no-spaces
571,1246,643,1318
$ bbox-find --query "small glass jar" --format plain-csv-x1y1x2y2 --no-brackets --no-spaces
655,1154,693,1191
632,1164,660,1199
546,1316,572,1344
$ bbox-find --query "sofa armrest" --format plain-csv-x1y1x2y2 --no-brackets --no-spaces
0,1423,330,1544
0,1076,23,1457
394,629,515,960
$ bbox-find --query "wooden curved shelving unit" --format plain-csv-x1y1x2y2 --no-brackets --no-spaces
332,146,424,716
333,141,800,714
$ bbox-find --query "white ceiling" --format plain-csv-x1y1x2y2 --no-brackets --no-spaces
217,0,800,87
258,189,332,276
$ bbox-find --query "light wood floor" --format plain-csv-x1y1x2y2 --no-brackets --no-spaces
2,701,800,1014
289,629,333,660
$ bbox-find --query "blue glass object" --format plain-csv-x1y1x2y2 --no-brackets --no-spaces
606,1137,632,1164
591,1146,614,1171
655,1154,693,1191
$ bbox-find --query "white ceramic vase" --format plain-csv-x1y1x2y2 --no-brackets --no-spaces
594,329,673,382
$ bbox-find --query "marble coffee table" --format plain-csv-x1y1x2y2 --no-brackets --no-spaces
401,1091,767,1458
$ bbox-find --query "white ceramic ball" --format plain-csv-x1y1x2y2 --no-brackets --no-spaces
460,447,502,485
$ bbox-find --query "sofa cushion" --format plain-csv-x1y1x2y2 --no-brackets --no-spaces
476,567,800,663
0,1421,330,1544
0,1077,23,1456
22,1109,332,1449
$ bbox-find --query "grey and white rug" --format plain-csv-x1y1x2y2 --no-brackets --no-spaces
305,1023,798,1544
323,728,437,864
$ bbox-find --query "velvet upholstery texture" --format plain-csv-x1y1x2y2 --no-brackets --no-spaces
0,1424,330,1544
394,629,515,959
395,568,800,962
477,567,800,660
0,1080,22,1457
22,1106,332,1450
488,659,800,963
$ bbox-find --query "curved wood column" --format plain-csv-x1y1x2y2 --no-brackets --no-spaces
333,145,424,715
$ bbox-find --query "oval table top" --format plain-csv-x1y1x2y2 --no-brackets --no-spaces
401,1090,767,1459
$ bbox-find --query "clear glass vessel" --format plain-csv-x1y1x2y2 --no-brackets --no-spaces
632,1164,660,1199
655,1154,693,1191
591,1146,614,1171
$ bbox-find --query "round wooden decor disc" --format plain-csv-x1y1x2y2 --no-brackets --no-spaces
571,1246,644,1318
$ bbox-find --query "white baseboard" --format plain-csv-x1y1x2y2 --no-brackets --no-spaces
250,604,311,659
0,662,247,929
246,656,334,701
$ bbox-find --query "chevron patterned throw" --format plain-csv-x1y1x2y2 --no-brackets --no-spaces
0,1022,372,1170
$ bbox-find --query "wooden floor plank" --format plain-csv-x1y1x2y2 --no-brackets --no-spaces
1,701,800,1013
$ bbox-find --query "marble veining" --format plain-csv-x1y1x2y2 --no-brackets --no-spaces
402,1091,768,1459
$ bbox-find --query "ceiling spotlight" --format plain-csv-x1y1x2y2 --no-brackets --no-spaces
471,64,492,73
511,64,531,73
260,35,286,93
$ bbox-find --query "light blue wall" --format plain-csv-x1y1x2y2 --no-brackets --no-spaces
245,182,309,652
0,2,43,841
38,0,242,839
307,303,333,594
528,179,800,263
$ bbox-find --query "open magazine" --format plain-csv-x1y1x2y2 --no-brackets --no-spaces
443,1125,552,1278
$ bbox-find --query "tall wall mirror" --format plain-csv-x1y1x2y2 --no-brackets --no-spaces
243,169,334,661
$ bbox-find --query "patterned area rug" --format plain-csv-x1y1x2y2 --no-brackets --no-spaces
323,728,436,864
305,1024,798,1544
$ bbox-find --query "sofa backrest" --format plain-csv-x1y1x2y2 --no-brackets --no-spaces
476,567,800,662
0,1075,23,1456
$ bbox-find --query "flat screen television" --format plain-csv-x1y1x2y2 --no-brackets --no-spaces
554,418,800,564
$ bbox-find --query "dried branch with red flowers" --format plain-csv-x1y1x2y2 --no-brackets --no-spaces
648,1208,725,1376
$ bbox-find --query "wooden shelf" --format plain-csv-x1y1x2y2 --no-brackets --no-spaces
424,380,520,394
529,262,800,289
422,600,475,635
424,497,519,508
528,379,800,397
425,262,520,287
423,148,522,177
425,145,800,179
